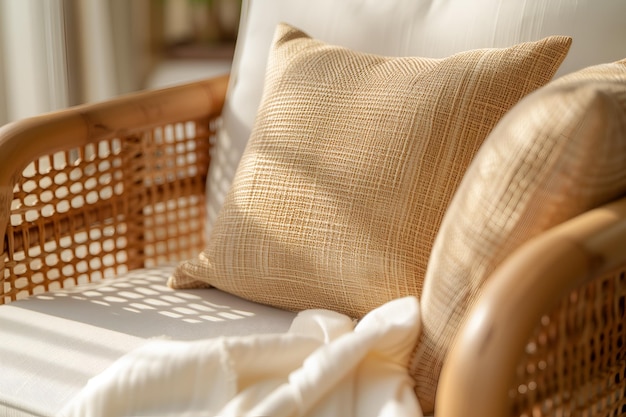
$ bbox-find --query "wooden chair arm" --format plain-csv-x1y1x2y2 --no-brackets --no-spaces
437,195,626,416
0,75,229,187
0,75,229,303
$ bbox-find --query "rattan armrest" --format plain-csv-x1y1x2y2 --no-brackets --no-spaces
0,75,229,303
437,195,626,416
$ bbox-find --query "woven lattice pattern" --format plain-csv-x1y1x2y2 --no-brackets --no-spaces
1,118,215,304
511,267,626,416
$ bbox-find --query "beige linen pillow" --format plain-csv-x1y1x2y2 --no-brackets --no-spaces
414,59,626,410
170,23,570,317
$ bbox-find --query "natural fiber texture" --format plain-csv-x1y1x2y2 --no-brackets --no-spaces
510,265,626,416
414,59,626,411
2,120,214,303
171,23,570,315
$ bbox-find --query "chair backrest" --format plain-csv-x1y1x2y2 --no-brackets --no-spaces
206,0,626,228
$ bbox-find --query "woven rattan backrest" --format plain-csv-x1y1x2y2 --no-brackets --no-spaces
510,266,626,416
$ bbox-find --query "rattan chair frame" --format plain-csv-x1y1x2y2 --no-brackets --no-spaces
438,197,626,417
0,74,624,416
0,75,228,301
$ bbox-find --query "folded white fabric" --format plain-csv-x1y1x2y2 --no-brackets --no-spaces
57,296,423,417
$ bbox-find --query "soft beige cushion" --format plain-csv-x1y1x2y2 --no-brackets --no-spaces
172,23,570,314
415,59,626,409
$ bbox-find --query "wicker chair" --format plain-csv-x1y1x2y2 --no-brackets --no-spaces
1,1,626,416
2,73,625,417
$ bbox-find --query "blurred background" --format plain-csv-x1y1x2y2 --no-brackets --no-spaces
0,0,240,126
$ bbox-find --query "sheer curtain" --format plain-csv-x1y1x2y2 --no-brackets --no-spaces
0,0,151,126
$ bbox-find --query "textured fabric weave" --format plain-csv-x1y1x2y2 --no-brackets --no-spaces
171,23,570,317
59,297,422,417
414,59,626,410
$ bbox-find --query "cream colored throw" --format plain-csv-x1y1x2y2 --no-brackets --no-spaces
58,297,422,417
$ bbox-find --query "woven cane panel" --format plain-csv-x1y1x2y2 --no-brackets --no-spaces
1,118,214,304
510,267,626,417
138,122,211,267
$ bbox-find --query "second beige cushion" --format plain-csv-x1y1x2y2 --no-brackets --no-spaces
414,59,626,409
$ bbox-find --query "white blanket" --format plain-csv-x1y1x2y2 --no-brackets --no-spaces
58,296,423,417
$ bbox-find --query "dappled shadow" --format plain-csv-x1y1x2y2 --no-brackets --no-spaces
11,266,296,340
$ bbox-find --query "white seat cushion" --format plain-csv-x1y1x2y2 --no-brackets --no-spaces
0,265,296,416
